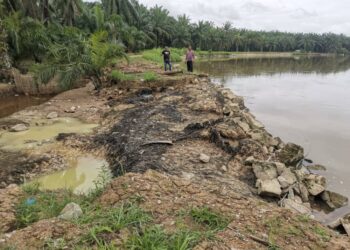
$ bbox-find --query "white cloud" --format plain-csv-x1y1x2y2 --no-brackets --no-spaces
136,0,350,35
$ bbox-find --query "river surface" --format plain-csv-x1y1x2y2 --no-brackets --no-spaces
197,56,350,222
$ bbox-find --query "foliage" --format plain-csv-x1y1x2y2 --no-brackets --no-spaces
142,71,158,82
33,30,126,89
142,48,183,64
110,70,136,81
16,188,75,228
190,207,229,231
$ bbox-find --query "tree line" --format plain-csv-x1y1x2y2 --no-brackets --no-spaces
1,0,350,88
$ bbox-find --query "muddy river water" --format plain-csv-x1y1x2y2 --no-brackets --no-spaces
198,55,350,222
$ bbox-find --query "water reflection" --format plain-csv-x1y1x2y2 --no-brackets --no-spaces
33,156,108,194
197,56,350,77
0,95,51,119
198,56,350,223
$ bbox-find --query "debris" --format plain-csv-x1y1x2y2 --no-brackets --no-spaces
199,153,210,163
58,203,83,221
9,124,28,132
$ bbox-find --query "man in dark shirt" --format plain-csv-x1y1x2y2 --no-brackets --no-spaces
161,47,172,71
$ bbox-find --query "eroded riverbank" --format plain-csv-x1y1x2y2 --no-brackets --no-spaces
0,61,349,249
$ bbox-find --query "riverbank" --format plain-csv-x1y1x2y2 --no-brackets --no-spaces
0,59,350,249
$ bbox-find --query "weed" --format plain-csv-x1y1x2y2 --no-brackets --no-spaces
15,190,75,228
130,194,146,204
190,207,229,231
110,70,136,82
85,165,112,202
169,230,201,250
142,48,183,64
44,238,67,250
22,182,40,195
313,226,330,242
297,214,311,223
125,226,168,250
143,71,158,82
287,226,302,236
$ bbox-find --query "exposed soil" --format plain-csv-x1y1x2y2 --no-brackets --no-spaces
0,61,349,249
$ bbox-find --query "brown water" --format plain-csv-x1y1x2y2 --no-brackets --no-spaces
31,156,109,194
0,95,51,118
197,56,350,223
0,117,98,151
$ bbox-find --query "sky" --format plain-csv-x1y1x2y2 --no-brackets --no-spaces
85,0,350,35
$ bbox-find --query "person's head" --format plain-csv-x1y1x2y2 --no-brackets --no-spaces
188,46,192,51
165,46,169,50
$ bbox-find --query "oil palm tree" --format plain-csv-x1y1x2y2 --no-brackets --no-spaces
101,0,137,24
54,0,83,26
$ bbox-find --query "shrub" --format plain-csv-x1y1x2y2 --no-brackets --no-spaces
110,70,136,82
143,71,158,82
142,48,183,64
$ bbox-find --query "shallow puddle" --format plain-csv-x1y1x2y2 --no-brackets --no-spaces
32,156,109,194
0,117,98,151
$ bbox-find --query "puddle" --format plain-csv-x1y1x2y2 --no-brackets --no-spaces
32,156,109,194
0,117,98,151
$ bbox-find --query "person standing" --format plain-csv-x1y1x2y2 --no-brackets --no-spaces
185,46,195,72
161,47,172,71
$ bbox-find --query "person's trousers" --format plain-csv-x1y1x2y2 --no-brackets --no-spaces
187,61,193,72
164,61,172,71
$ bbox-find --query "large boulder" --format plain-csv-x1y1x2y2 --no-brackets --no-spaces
278,143,304,166
304,174,326,196
256,179,282,197
321,191,348,209
278,168,297,189
252,162,278,181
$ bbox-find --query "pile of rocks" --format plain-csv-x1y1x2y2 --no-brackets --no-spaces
245,143,348,215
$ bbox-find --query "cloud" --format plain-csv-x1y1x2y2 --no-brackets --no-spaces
136,0,350,35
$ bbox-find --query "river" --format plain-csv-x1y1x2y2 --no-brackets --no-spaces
197,55,350,222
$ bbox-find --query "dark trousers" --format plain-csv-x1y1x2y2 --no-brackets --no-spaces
187,61,193,72
164,60,172,71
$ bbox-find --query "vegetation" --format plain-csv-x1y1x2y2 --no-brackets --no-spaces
190,207,229,231
1,0,350,89
142,71,158,82
110,69,136,81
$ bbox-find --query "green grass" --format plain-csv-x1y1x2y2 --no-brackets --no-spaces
16,189,76,228
190,207,229,231
126,226,202,250
143,71,158,82
142,48,183,64
110,70,136,82
313,226,330,242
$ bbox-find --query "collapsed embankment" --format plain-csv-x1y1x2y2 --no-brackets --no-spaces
0,67,350,249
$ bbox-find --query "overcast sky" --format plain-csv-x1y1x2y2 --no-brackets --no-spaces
85,0,350,35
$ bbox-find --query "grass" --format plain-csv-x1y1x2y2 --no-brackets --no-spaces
313,226,330,242
110,70,136,82
190,207,229,231
16,166,112,228
142,71,158,82
142,48,183,64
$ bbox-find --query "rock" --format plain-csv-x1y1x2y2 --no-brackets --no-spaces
278,168,297,188
256,179,282,197
243,112,264,129
341,215,350,236
46,112,58,119
305,174,326,196
321,191,349,209
307,164,327,171
58,203,83,220
244,156,256,165
199,153,210,163
278,143,304,166
253,162,278,181
221,165,228,172
9,124,28,132
282,199,312,214
298,183,309,202
65,106,76,113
